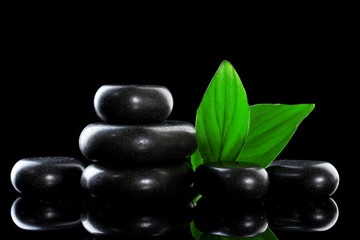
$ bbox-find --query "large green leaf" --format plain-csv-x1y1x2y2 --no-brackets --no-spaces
236,103,315,167
196,60,250,163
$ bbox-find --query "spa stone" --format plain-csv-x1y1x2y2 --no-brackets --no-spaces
94,85,173,124
11,156,85,196
80,162,194,201
266,160,339,197
79,121,196,165
194,162,269,200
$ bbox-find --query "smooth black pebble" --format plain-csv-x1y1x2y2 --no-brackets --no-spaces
11,156,85,196
266,160,339,197
79,121,196,165
195,162,269,200
80,162,194,201
94,85,173,124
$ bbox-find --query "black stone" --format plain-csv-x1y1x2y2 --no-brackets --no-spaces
266,160,339,197
11,197,81,231
94,85,173,124
79,121,196,165
194,197,268,238
194,162,269,200
11,156,85,196
80,162,194,201
266,197,339,232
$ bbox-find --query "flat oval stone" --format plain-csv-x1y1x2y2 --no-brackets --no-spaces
94,85,173,124
266,160,339,197
79,121,196,165
80,162,194,201
194,162,269,200
11,156,85,196
11,197,81,231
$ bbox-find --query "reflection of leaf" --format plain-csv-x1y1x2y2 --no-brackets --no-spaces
191,221,202,240
252,228,278,240
191,223,278,240
195,60,250,164
237,104,314,168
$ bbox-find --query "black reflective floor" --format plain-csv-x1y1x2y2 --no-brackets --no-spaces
6,192,341,240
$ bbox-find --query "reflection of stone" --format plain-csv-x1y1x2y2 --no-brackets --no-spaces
81,199,193,238
83,226,194,240
193,197,268,238
266,196,339,232
194,162,269,200
11,197,81,231
10,156,84,196
81,163,194,201
266,160,339,197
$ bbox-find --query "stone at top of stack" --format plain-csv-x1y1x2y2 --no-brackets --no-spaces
79,85,197,167
93,85,174,124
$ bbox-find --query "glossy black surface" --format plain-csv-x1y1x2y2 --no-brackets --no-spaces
195,162,269,200
10,157,85,196
79,121,196,165
194,197,268,238
266,196,339,232
81,162,194,201
267,160,339,197
94,85,173,124
81,200,193,238
11,197,81,231
83,226,194,240
9,193,341,239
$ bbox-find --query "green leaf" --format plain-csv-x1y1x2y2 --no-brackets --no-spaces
236,103,315,167
191,148,204,171
196,60,250,163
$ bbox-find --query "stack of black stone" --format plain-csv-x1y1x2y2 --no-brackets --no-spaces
9,84,341,238
79,85,197,203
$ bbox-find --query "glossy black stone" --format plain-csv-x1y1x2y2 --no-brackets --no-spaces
81,200,193,238
94,85,173,124
80,163,194,201
11,156,85,196
266,197,339,232
194,162,269,200
266,160,339,197
194,197,268,238
11,197,81,231
79,121,196,165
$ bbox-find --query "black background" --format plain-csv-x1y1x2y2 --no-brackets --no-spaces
2,6,357,239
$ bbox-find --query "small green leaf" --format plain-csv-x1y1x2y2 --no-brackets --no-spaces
191,148,204,171
196,60,250,163
236,103,315,167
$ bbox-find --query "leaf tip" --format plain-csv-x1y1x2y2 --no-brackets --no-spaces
307,103,316,112
220,59,233,67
